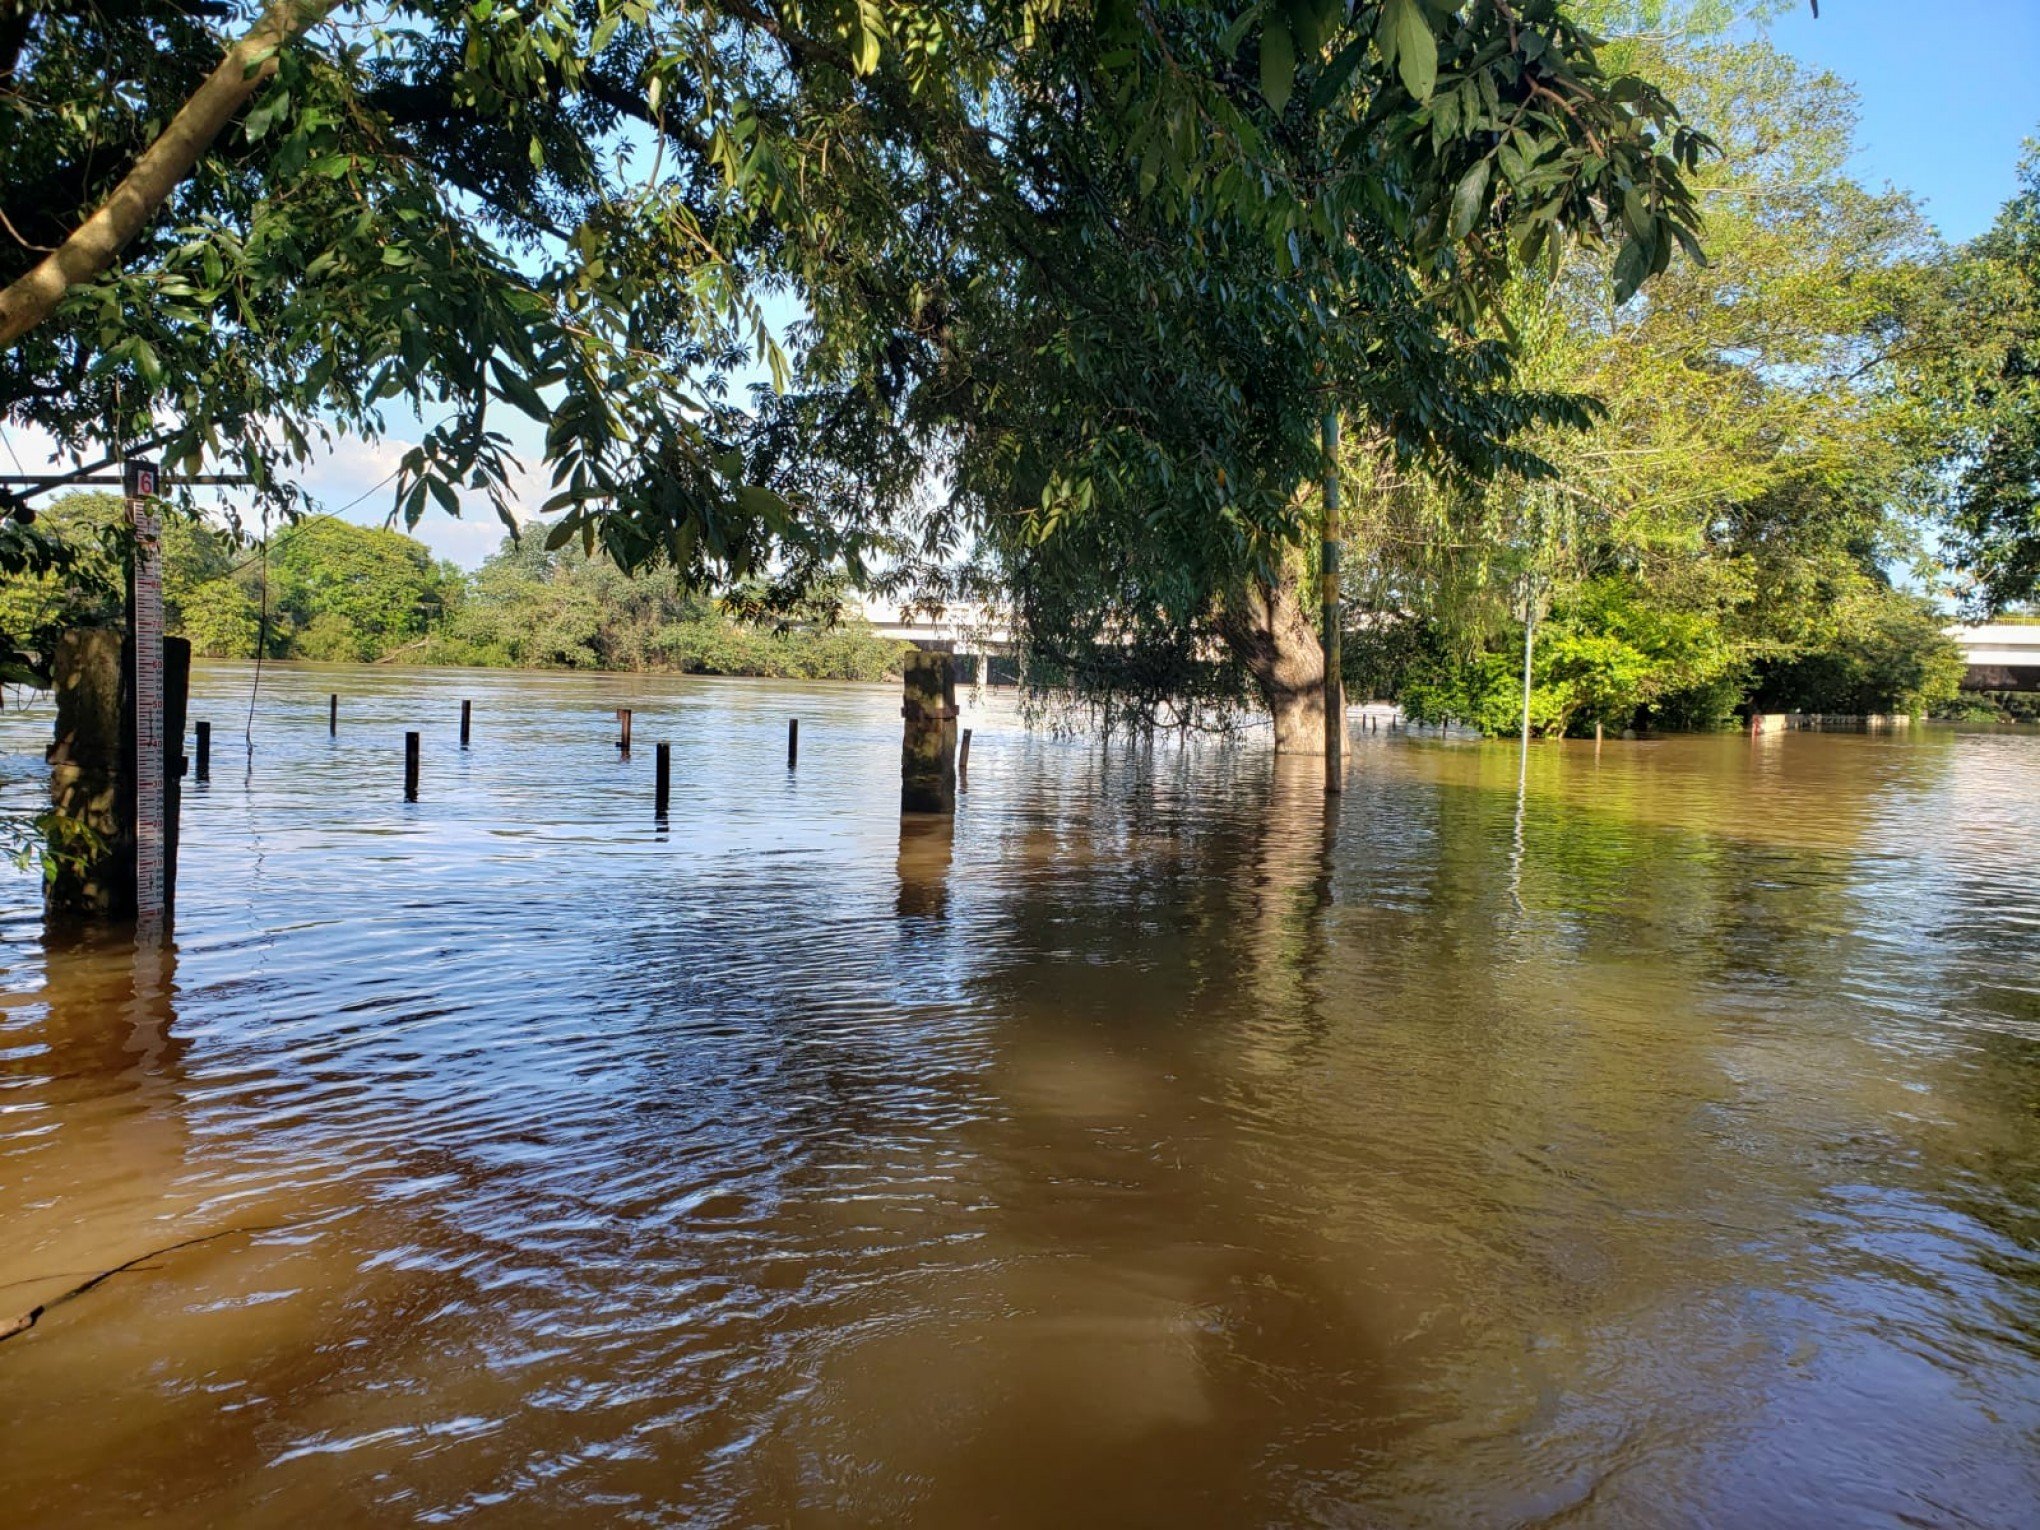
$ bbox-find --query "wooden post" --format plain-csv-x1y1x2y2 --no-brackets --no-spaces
195,719,211,781
959,727,972,789
788,717,798,769
404,731,420,801
655,741,671,820
616,708,632,754
460,698,471,748
901,646,959,815
329,693,338,736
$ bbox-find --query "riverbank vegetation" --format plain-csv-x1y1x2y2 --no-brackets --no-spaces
0,495,907,681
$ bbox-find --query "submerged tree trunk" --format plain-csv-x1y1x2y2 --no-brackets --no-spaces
1220,573,1348,755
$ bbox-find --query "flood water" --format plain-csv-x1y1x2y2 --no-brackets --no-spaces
2,663,2038,1527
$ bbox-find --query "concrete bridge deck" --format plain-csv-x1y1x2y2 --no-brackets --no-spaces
1949,623,2040,692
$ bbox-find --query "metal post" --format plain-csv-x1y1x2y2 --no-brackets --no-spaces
460,699,471,748
330,694,338,736
404,731,420,801
1321,411,1343,794
195,720,211,782
655,741,671,820
959,727,972,789
125,460,166,939
1519,574,1536,798
788,717,798,769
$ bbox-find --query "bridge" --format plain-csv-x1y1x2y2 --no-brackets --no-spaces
1949,623,2040,692
855,598,1017,683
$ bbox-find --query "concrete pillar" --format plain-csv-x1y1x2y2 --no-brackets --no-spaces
47,629,132,917
44,629,188,922
900,645,959,815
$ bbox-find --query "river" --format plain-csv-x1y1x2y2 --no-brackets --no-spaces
2,662,2037,1526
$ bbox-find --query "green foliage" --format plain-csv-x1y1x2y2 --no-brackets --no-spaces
1938,144,2040,613
1752,588,1966,718
0,493,128,683
426,537,906,680
264,519,449,661
1933,691,2040,724
1345,20,1979,735
1396,574,1743,734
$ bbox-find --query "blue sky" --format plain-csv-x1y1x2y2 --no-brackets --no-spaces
1762,0,2037,244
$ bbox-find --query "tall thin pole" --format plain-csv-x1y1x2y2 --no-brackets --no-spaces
125,458,166,940
1321,410,1343,796
1518,572,1537,791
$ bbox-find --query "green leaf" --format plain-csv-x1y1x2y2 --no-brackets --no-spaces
1611,234,1652,303
1260,16,1296,114
1382,0,1435,103
736,484,790,529
1449,158,1491,240
490,361,551,422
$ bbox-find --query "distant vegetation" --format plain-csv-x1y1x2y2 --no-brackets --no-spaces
1,494,907,682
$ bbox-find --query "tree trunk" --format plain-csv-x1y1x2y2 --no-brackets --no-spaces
1220,573,1348,755
0,0,330,349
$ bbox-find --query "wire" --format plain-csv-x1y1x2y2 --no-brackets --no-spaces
196,458,410,585
246,509,269,747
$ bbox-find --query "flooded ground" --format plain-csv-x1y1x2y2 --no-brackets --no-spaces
2,662,2037,1527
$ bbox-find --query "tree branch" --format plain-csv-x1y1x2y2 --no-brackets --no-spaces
0,0,333,349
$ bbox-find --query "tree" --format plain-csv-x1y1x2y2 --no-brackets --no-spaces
1939,143,2040,613
1342,15,1968,730
752,0,1706,747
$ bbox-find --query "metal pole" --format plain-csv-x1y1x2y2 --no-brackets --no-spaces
655,742,671,819
404,732,420,801
1321,410,1343,795
1519,573,1536,794
787,717,798,769
125,460,166,940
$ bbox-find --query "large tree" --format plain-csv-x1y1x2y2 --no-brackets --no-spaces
1339,13,1968,732
743,0,1706,747
1938,143,2040,614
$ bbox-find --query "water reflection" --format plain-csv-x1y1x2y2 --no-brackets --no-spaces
896,815,955,919
0,666,2036,1525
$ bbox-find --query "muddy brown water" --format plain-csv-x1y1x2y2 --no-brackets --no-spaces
2,663,2037,1527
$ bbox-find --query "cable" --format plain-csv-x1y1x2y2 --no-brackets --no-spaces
246,509,269,747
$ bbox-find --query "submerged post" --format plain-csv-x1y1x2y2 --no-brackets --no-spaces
195,720,211,781
788,717,798,769
655,741,671,820
959,727,972,789
460,699,471,748
330,693,338,736
617,708,633,754
46,630,129,917
45,628,187,922
1321,410,1343,795
900,645,959,815
404,731,420,801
